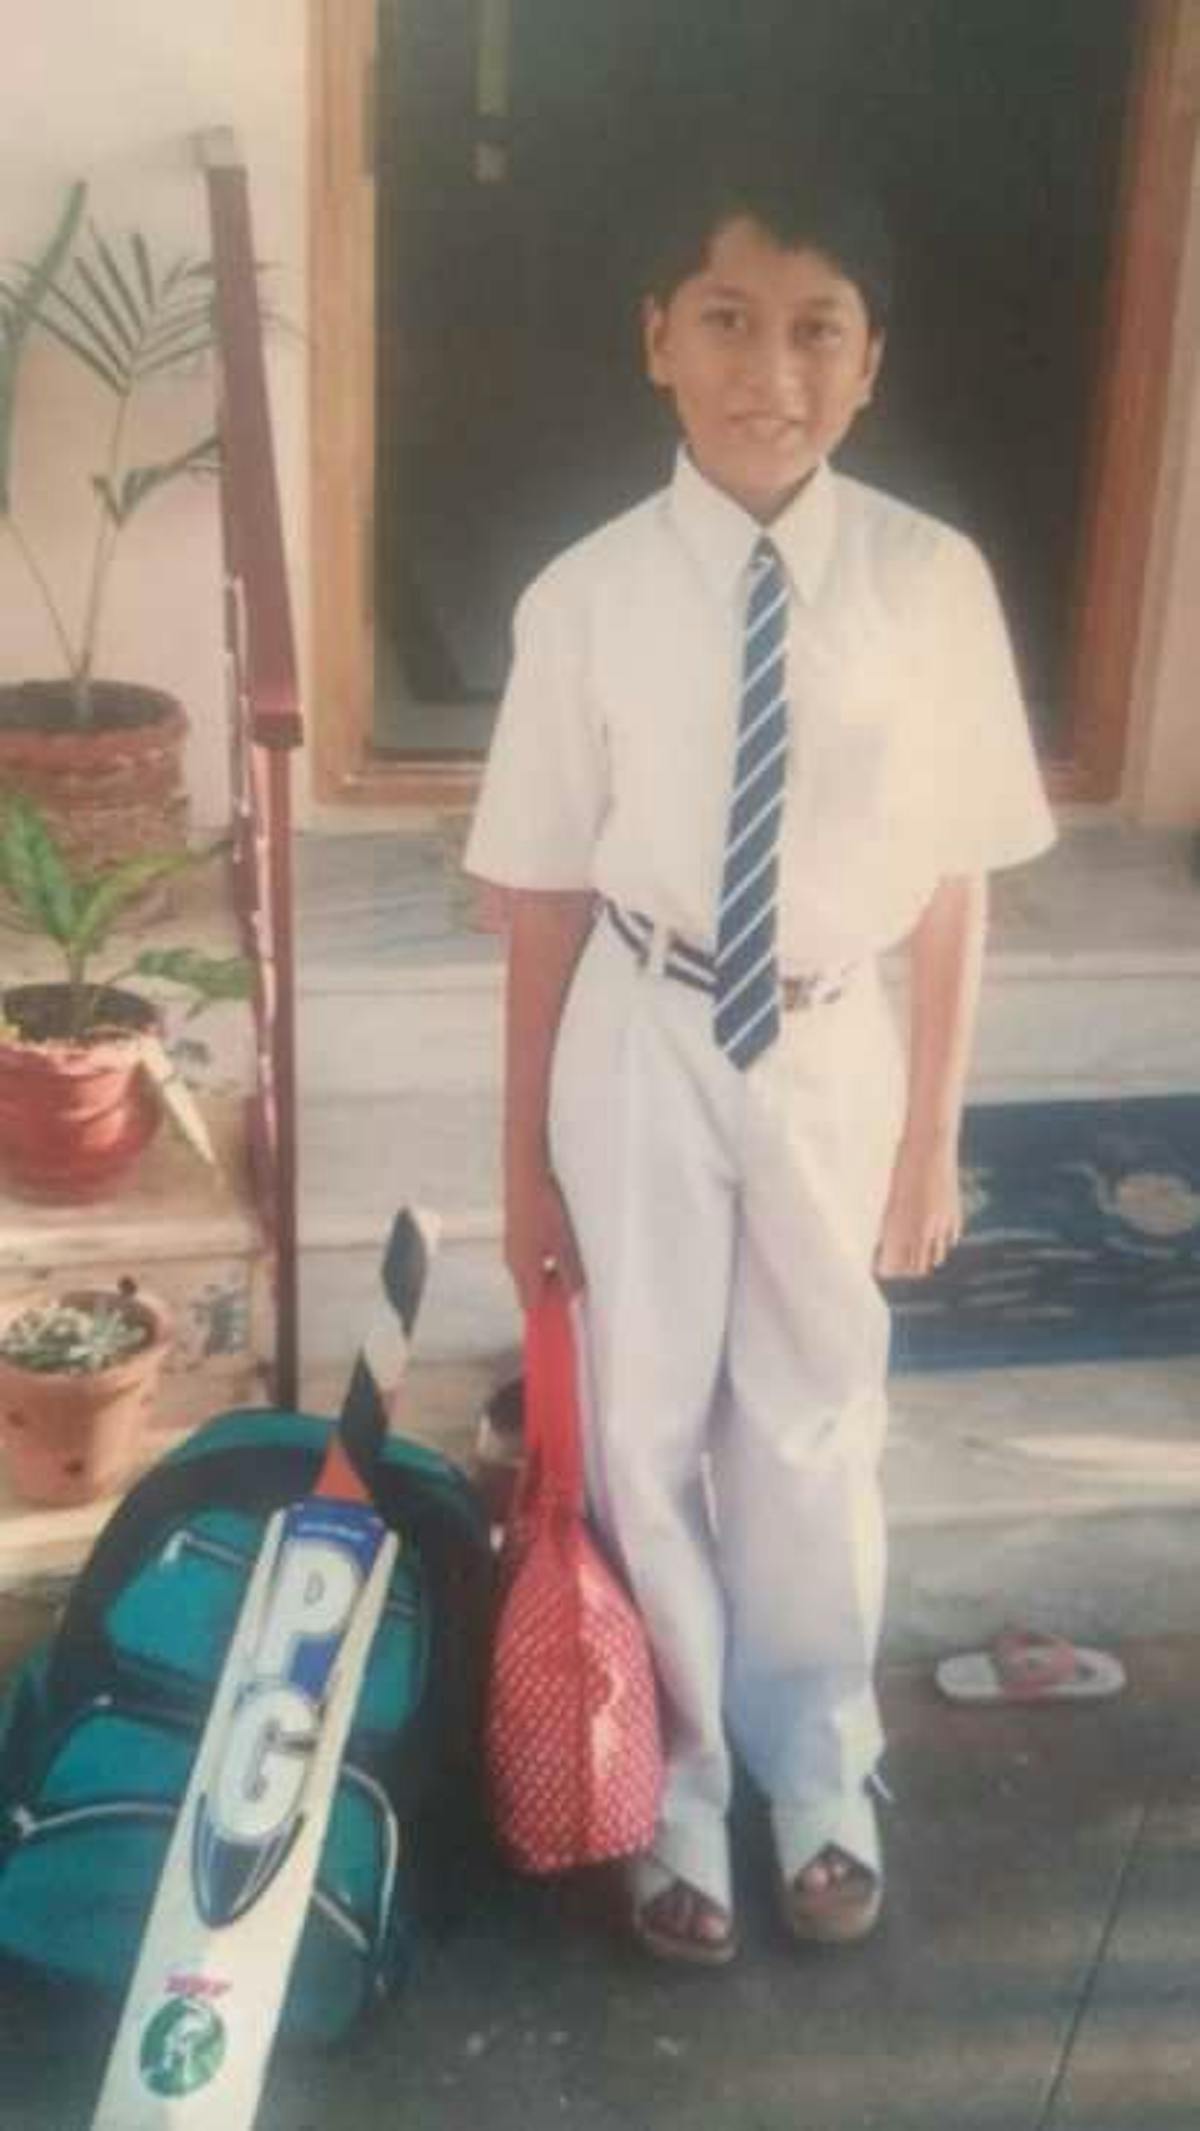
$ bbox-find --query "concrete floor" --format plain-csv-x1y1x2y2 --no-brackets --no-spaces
2,1636,1199,2131
3,1353,1200,2129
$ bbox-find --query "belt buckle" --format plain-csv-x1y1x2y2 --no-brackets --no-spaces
781,971,845,1012
782,975,813,1013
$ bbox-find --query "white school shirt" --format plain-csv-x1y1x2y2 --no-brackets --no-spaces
465,449,1056,969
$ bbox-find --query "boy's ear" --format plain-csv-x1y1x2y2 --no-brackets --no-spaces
642,295,671,388
860,330,886,408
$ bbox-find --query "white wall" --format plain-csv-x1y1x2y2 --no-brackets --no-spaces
0,1,308,827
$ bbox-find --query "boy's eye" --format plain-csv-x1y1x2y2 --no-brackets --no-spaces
702,305,749,336
795,318,846,349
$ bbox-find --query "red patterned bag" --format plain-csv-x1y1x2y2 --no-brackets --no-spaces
485,1284,663,1873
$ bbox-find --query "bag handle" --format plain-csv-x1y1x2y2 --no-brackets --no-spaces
522,1280,584,1514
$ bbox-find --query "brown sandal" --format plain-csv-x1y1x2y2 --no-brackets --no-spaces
779,1845,882,1946
630,1865,738,1967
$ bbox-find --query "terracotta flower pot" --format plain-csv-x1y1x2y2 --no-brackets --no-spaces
0,986,163,1201
0,1286,172,1507
0,682,188,872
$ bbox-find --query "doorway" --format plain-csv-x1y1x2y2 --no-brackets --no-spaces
372,0,1136,758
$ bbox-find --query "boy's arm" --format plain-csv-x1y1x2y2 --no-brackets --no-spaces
503,887,597,1310
875,873,987,1279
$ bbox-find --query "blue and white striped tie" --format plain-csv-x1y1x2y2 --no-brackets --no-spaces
713,536,790,1069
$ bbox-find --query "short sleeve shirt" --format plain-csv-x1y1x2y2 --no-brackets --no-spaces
464,450,1056,967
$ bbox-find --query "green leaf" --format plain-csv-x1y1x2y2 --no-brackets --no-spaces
71,846,210,961
73,251,137,360
88,222,145,340
0,182,87,511
91,474,114,522
92,432,221,526
131,232,155,310
132,948,252,1010
136,342,220,384
0,795,78,941
34,281,127,391
139,296,218,345
90,474,124,527
31,239,222,400
137,306,219,365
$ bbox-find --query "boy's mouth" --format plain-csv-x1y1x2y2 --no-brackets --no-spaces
732,414,803,444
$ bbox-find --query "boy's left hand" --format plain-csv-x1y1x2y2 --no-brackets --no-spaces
874,1133,963,1279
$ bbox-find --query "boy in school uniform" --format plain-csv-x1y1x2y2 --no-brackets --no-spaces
465,142,1054,1964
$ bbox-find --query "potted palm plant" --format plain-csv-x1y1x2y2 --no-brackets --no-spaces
0,1280,171,1506
0,182,222,868
0,795,250,1200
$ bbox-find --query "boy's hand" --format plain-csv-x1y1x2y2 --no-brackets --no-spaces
505,1164,585,1313
874,1132,962,1280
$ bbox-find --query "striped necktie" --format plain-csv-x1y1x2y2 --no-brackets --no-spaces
713,536,790,1069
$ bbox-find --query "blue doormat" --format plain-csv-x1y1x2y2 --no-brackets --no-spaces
886,1095,1200,1371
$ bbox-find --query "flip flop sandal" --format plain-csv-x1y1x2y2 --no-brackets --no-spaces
779,1846,883,1946
934,1628,1126,1704
628,1857,738,1968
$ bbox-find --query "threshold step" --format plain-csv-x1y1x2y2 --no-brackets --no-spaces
300,1223,514,1370
300,1090,500,1231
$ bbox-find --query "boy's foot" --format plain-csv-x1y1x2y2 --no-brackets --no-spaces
630,1865,738,1967
779,1845,882,1945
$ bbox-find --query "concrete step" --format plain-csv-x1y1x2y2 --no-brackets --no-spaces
295,823,1200,1104
294,823,1200,1370
4,1349,1197,1667
300,1218,516,1374
297,942,1200,1107
301,1348,1200,1661
299,1089,500,1230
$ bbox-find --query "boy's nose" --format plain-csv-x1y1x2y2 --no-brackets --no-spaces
740,335,808,411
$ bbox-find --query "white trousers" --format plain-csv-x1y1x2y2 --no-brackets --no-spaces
548,918,906,1911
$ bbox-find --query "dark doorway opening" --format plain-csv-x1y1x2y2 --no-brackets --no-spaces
374,0,1137,756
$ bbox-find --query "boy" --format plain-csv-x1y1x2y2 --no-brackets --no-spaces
465,142,1054,1964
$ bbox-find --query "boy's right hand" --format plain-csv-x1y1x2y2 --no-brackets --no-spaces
504,1166,585,1313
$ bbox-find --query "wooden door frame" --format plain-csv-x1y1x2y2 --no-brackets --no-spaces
1057,0,1200,801
310,0,1200,809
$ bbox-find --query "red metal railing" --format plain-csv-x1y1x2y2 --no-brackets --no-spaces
199,129,301,1409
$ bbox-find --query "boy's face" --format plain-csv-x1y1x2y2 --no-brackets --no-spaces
643,215,884,522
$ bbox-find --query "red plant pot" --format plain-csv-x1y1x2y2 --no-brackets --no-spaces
0,987,163,1202
0,1287,172,1506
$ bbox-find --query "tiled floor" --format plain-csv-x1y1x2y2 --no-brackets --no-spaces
3,1639,1200,2131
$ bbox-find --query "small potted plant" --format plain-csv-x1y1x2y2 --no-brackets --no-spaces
0,794,250,1200
0,1279,171,1506
0,182,222,867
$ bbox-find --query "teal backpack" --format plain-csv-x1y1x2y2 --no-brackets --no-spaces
0,1407,492,2043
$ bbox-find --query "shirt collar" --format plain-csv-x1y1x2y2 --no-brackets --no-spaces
666,447,837,606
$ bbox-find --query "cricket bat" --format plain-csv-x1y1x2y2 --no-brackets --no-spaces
91,1206,439,2131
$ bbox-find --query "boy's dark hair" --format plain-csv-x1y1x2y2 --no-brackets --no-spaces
637,130,894,333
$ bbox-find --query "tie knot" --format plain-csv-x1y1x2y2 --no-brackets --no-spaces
751,536,782,579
